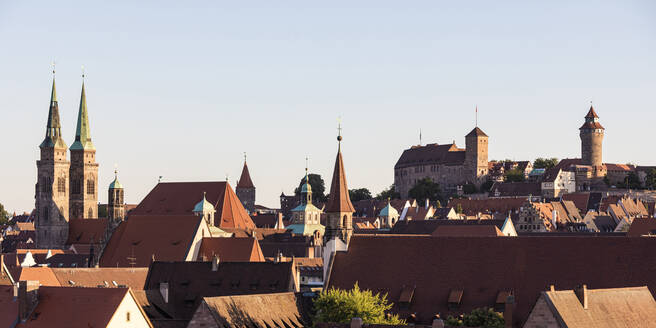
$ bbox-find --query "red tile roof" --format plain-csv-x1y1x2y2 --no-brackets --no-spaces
66,218,108,245
50,268,148,289
0,286,18,327
99,215,205,267
563,193,590,214
466,127,488,138
394,143,465,169
131,181,255,230
585,106,599,118
236,162,255,189
10,267,60,286
448,198,526,216
432,225,504,237
627,218,656,237
328,235,656,326
198,237,265,262
325,150,355,213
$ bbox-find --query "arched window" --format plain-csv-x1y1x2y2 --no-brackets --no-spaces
88,208,93,218
87,179,95,195
57,178,66,193
72,179,81,195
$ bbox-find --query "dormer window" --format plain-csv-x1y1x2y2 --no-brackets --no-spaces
448,289,463,310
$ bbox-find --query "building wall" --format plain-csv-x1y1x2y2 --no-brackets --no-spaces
465,135,489,186
107,292,152,328
69,149,99,219
394,164,466,198
236,187,256,213
516,202,550,233
580,130,604,168
108,187,125,224
186,219,211,262
35,147,70,249
523,295,560,328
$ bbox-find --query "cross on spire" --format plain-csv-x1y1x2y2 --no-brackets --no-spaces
243,152,247,164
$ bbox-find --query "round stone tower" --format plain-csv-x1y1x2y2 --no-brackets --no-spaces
579,105,604,168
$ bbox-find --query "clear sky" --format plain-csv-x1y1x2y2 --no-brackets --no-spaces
1,1,655,213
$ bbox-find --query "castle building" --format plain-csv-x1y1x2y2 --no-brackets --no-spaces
107,170,125,225
394,126,489,198
235,157,256,213
69,80,99,219
35,76,71,248
323,130,355,244
579,106,605,178
287,165,325,236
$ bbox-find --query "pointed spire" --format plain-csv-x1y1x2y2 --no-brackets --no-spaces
40,69,66,149
325,125,355,213
301,157,312,205
236,156,255,189
71,67,95,151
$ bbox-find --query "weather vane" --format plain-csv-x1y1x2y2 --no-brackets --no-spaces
81,65,85,79
51,60,56,76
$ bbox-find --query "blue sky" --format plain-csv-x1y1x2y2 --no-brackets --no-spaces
1,1,655,212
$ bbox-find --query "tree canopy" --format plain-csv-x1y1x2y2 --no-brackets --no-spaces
533,158,559,169
446,307,504,328
349,188,372,202
294,173,326,202
646,169,656,189
504,169,526,182
0,202,11,225
313,283,404,325
409,178,443,202
375,185,400,200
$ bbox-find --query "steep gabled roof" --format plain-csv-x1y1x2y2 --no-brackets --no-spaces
198,237,265,262
197,292,307,327
627,218,656,237
466,127,488,138
394,143,465,169
131,181,255,230
99,215,204,267
432,225,504,237
50,268,148,289
325,150,355,213
66,218,108,245
236,162,255,189
585,105,599,118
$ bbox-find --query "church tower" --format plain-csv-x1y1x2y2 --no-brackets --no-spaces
35,73,70,248
465,126,489,186
235,155,256,213
580,105,604,174
69,78,99,219
108,170,125,226
324,126,355,244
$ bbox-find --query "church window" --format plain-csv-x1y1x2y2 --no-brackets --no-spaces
88,208,93,218
72,179,81,195
57,178,66,193
87,179,95,195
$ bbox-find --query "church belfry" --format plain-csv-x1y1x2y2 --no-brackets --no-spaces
324,124,355,244
236,154,256,213
69,76,99,219
108,170,125,225
35,72,71,248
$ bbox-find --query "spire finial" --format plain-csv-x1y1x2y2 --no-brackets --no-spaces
51,60,56,76
81,65,85,80
475,105,478,127
337,116,343,150
203,191,207,201
419,128,422,146
243,152,247,164
305,156,309,176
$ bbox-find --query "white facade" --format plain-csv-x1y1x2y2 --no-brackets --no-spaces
107,290,153,328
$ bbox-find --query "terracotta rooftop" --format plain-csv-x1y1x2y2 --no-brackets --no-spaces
66,218,108,245
328,235,656,326
394,143,465,169
0,286,18,327
99,215,205,267
198,237,265,262
627,218,656,237
466,126,488,138
448,198,526,216
50,267,148,289
585,106,599,118
432,225,504,237
195,292,308,327
131,181,255,230
324,150,355,213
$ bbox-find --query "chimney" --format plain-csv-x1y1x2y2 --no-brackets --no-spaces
552,210,558,229
575,285,588,309
276,213,284,229
504,294,515,328
350,317,363,328
159,282,169,303
17,280,39,322
425,199,430,209
212,255,220,272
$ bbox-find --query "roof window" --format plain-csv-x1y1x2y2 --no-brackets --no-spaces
448,289,463,310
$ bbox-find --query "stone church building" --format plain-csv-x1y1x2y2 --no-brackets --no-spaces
394,126,489,198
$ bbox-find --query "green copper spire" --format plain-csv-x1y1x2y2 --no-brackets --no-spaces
70,80,95,151
40,76,67,149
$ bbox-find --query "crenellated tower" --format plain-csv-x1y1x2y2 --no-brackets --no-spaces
35,73,70,248
69,78,99,219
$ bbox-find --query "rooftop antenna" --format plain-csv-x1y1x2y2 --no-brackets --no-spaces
243,152,247,164
419,129,422,146
475,105,478,127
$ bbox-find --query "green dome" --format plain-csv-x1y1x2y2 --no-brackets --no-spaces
301,181,312,193
379,202,399,218
109,176,122,189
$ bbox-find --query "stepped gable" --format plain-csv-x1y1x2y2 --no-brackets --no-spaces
132,181,255,230
324,151,355,213
198,237,265,262
99,215,204,267
395,143,465,169
328,235,656,326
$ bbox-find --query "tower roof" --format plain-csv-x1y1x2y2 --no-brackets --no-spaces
236,162,254,189
70,82,95,151
40,78,67,149
193,192,215,213
585,106,599,119
466,127,488,138
109,170,123,189
325,144,355,213
379,199,399,218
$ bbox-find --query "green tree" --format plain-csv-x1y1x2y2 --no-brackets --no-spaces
446,307,504,328
313,283,404,325
408,178,443,203
626,172,641,189
504,169,525,183
0,202,11,225
533,158,559,169
456,203,464,214
349,188,372,202
436,200,442,208
463,183,478,195
294,173,327,202
646,169,656,190
375,185,400,200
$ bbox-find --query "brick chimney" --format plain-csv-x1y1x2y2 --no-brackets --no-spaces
276,213,284,229
16,280,39,322
504,294,515,328
575,284,588,309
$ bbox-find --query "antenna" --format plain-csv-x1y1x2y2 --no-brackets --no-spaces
51,60,56,76
81,65,85,80
419,129,422,146
475,105,478,127
243,152,247,163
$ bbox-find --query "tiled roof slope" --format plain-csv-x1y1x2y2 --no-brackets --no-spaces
466,127,488,138
0,286,18,326
432,225,504,237
390,219,506,235
99,215,203,267
325,151,355,213
537,286,656,327
627,218,656,237
236,162,255,188
131,181,255,230
328,235,656,327
394,143,465,169
15,287,130,327
143,261,295,322
198,237,265,262
194,292,307,327
448,198,526,216
51,268,148,289
66,218,108,244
